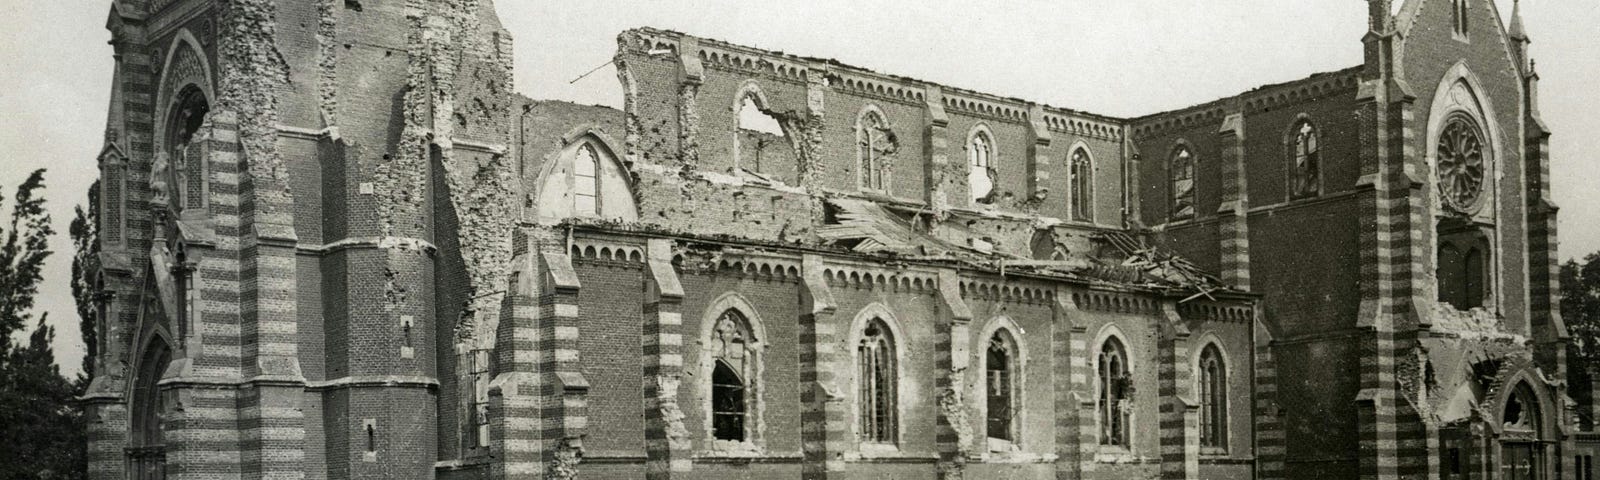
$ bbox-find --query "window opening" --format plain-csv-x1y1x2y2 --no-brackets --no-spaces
968,132,995,203
1171,147,1196,219
1070,148,1094,221
859,319,898,443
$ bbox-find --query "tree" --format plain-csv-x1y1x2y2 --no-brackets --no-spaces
1563,253,1600,363
0,169,86,479
70,181,99,387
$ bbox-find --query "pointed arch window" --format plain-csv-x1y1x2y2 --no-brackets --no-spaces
710,309,756,443
857,109,896,191
968,131,995,203
1070,148,1094,221
1290,120,1321,199
1170,146,1196,220
573,143,599,216
1097,337,1131,448
1198,343,1228,451
986,330,1020,443
858,318,898,444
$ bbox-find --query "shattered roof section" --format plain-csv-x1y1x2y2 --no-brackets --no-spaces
817,198,978,256
813,198,1241,297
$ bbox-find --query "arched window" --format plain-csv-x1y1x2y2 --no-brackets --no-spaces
1198,343,1228,451
129,339,171,480
710,309,755,442
1437,241,1488,310
856,109,896,191
166,85,209,212
1290,120,1320,199
1070,148,1094,221
968,131,995,203
573,143,599,216
859,318,898,444
986,330,1020,443
1170,146,1196,220
1097,337,1131,448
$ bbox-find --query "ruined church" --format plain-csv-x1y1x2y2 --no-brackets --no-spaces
79,0,1593,478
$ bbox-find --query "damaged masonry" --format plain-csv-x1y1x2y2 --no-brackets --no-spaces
78,1,1589,480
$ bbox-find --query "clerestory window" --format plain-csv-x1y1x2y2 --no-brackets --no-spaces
1070,147,1094,221
1290,120,1321,199
1170,146,1196,220
573,143,599,216
856,109,896,192
968,131,995,203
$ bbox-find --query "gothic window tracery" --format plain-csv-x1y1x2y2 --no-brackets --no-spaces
710,309,757,443
986,330,1019,444
1098,337,1131,448
1290,120,1321,199
1437,114,1486,212
968,131,995,203
1070,148,1094,221
573,143,600,216
1199,343,1227,451
856,109,896,192
858,318,898,444
1170,146,1196,220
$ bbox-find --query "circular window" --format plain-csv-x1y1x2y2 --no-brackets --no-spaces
1436,114,1486,211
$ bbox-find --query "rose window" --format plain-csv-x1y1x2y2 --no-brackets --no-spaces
1437,115,1486,211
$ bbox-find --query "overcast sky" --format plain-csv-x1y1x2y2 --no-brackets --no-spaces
2,1,1595,377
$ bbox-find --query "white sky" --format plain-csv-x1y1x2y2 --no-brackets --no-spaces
1,0,1595,377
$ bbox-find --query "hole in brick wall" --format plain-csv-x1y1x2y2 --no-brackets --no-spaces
737,96,784,137
344,0,363,11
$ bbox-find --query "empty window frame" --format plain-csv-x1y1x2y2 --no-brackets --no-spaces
1290,120,1321,199
856,109,896,191
968,131,995,203
1198,343,1228,451
573,143,599,216
1097,337,1131,447
710,309,756,442
858,318,898,444
986,330,1020,443
1070,147,1094,221
1170,146,1197,220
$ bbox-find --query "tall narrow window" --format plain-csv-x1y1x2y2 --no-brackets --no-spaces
366,424,376,452
1452,0,1469,36
1170,146,1196,220
573,143,599,216
1198,344,1228,451
1291,120,1321,199
1437,240,1488,310
986,331,1019,443
1070,148,1094,221
710,309,755,442
1097,337,1130,448
859,319,898,444
857,110,896,191
968,132,995,203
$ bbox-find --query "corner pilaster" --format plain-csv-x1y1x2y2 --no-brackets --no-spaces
1157,302,1198,480
643,239,692,479
934,269,974,479
799,255,846,479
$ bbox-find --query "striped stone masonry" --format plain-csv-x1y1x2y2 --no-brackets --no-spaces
1157,303,1199,480
799,254,846,479
1353,18,1404,472
1216,112,1250,291
490,251,543,480
492,249,543,475
1053,291,1096,479
643,239,692,479
1252,316,1285,480
537,251,587,479
934,269,974,479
